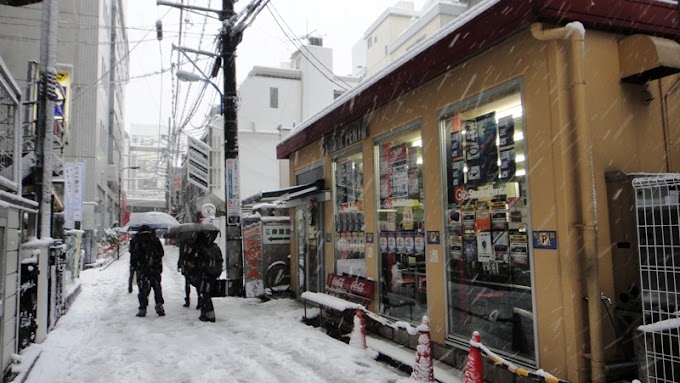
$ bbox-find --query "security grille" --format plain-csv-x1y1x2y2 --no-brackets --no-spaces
634,174,680,383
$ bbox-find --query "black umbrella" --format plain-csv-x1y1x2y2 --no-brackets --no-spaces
165,223,220,243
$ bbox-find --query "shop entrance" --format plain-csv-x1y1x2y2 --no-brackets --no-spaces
295,199,324,294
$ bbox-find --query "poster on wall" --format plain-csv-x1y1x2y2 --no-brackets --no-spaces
510,233,529,264
452,160,464,187
450,234,463,260
464,233,477,261
391,164,409,198
476,231,493,262
451,116,463,159
500,148,516,181
492,231,510,262
498,115,515,147
477,112,499,184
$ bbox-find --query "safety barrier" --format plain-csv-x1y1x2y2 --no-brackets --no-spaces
466,331,570,383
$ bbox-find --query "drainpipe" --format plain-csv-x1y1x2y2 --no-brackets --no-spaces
531,23,605,383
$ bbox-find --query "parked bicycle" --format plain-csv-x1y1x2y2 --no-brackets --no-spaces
265,255,291,294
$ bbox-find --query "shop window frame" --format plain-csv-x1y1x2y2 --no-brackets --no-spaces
331,143,366,278
373,118,428,323
437,78,539,367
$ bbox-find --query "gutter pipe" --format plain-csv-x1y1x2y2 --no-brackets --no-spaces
531,23,605,383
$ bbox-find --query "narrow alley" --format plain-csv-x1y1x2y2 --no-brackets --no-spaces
19,245,409,383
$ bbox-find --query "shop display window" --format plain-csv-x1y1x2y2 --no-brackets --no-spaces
375,129,426,323
332,151,366,277
442,85,535,363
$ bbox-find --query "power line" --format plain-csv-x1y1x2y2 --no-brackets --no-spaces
266,2,353,90
72,8,174,102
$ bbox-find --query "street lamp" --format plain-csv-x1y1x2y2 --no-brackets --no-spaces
118,165,140,260
175,70,223,114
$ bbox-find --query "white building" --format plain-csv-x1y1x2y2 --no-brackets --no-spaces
194,36,361,209
126,123,172,212
353,1,471,78
0,0,129,231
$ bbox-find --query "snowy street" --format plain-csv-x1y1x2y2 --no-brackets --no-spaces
21,245,410,383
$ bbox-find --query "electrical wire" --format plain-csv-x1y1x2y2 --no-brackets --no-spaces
71,8,173,102
266,2,353,90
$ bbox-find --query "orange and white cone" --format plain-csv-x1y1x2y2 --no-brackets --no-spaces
464,331,484,383
349,309,367,350
411,316,435,382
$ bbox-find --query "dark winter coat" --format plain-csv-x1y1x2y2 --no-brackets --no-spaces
130,230,164,275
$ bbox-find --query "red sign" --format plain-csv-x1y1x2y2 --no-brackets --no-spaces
326,273,375,299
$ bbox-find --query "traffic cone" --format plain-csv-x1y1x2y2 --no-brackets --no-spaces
349,309,367,350
464,331,484,383
411,316,435,382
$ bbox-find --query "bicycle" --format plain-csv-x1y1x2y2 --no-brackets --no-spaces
265,255,291,295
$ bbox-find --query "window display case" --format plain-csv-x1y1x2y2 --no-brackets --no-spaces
332,151,366,277
375,128,426,323
441,84,535,362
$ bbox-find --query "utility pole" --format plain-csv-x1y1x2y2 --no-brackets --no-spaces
36,0,59,239
158,0,269,296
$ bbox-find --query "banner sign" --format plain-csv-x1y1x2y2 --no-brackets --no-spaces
226,158,241,223
64,162,85,229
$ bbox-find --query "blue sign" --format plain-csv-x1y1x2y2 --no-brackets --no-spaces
532,231,558,249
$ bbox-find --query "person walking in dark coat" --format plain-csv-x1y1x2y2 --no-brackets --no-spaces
190,232,222,322
177,240,200,309
129,225,165,317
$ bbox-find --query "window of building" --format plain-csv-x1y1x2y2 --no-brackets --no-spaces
333,150,365,277
440,81,534,363
367,36,373,49
270,87,279,109
375,126,426,323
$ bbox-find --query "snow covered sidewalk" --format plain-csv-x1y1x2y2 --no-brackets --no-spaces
16,245,421,383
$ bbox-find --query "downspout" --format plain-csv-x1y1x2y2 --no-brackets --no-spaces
660,78,680,171
531,23,605,383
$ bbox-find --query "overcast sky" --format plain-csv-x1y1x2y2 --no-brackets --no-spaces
124,0,425,131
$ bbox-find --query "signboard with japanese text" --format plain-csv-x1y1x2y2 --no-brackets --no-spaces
226,158,241,223
64,162,85,229
187,137,210,191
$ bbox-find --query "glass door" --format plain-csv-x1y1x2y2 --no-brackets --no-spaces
295,199,324,294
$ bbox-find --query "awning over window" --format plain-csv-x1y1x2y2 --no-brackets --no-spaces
619,34,680,84
242,179,326,205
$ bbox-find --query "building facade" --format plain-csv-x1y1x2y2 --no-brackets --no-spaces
277,1,680,382
0,0,129,232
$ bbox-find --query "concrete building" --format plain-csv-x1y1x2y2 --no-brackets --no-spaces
277,1,680,382
126,123,171,212
0,0,129,232
190,36,361,210
353,1,472,78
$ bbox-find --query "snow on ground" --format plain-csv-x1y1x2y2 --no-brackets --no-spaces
20,245,416,383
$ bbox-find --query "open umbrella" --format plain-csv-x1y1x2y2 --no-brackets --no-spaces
165,223,220,243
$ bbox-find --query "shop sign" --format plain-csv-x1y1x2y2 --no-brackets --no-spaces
321,119,367,155
455,185,509,203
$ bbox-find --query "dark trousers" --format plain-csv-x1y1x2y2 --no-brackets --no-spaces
198,278,214,316
137,272,164,309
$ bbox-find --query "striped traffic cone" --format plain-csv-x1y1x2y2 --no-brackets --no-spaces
464,331,484,383
411,316,435,382
349,309,367,349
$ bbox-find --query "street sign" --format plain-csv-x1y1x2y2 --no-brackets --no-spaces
188,137,211,191
263,224,291,244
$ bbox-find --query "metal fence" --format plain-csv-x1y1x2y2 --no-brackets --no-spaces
633,174,680,383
